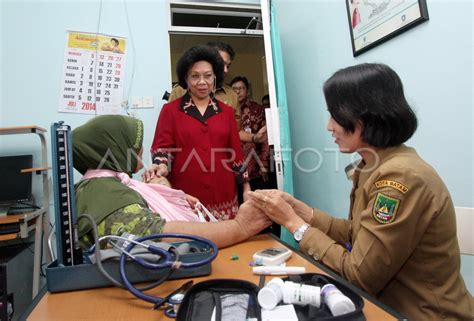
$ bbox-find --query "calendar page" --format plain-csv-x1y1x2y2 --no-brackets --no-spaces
58,31,127,114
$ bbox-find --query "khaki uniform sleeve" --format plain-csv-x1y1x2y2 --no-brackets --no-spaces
168,85,186,102
302,170,431,295
309,208,351,244
218,87,241,129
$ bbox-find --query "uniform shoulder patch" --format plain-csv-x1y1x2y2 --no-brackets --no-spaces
372,192,400,224
374,180,409,194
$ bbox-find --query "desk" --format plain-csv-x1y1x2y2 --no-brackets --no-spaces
0,210,44,302
0,212,42,241
26,234,402,321
0,125,51,298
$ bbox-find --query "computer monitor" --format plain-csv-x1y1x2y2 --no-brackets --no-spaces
0,155,33,214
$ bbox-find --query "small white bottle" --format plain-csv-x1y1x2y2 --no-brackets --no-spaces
282,281,321,307
258,278,285,310
321,284,356,316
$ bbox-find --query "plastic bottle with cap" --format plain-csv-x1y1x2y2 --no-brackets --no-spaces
321,284,356,316
282,281,321,307
258,278,284,310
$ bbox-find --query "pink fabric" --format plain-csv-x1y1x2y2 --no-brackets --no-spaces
81,169,200,222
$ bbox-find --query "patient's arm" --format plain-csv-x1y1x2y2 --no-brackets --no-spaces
82,201,270,249
163,201,272,248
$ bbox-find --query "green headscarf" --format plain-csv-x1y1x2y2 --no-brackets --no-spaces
72,115,146,236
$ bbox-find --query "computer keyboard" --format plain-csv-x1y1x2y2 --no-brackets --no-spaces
0,222,20,235
7,206,37,214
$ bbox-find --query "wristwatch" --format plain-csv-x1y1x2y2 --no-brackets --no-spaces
293,223,310,242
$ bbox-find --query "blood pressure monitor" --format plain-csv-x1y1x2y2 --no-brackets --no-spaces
253,247,292,266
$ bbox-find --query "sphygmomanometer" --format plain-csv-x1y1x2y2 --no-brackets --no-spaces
50,122,218,318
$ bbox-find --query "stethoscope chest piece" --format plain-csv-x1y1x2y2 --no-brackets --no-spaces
164,293,185,318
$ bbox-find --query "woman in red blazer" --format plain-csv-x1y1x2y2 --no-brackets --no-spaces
144,45,250,221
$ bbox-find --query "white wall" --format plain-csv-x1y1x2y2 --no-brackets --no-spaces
273,0,473,213
0,0,171,164
0,0,174,210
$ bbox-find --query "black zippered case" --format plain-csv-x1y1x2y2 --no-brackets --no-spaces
176,273,366,321
281,273,365,321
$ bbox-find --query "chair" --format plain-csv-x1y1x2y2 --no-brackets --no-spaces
456,207,474,295
456,207,474,255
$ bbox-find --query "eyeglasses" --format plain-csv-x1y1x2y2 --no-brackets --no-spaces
187,73,215,84
231,86,246,92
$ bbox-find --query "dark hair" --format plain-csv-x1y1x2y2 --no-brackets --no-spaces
262,94,269,103
207,41,235,61
323,63,417,147
111,38,119,45
176,45,225,89
230,76,249,89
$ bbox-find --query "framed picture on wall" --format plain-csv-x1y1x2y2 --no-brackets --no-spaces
346,0,429,56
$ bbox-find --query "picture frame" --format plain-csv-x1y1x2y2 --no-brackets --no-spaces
346,0,429,57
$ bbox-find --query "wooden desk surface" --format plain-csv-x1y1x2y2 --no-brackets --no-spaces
0,125,46,134
0,211,42,241
0,213,26,224
0,213,30,241
27,234,400,321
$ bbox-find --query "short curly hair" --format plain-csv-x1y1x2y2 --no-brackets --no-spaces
323,63,417,148
176,45,225,90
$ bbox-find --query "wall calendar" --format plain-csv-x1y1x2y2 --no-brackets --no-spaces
58,31,127,114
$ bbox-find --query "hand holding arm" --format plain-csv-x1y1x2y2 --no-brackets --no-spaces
163,200,271,248
238,126,268,144
252,189,314,223
248,191,306,233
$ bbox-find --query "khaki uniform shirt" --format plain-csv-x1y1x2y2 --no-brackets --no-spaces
300,145,473,320
168,84,241,129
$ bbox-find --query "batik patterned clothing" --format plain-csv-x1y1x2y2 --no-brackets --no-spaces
81,203,165,248
240,99,269,180
151,93,247,220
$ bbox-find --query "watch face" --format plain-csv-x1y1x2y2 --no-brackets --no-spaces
294,230,303,241
294,224,309,242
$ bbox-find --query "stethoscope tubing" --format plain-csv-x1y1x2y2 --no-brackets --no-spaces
119,233,218,304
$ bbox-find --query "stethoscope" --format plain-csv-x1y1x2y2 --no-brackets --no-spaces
156,280,194,318
92,233,218,318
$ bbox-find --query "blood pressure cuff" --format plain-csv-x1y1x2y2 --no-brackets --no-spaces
282,273,365,321
176,279,261,321
176,274,366,321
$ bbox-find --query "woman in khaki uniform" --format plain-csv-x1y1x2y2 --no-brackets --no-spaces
249,63,473,320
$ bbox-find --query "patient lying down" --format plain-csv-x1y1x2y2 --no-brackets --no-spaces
72,115,271,249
